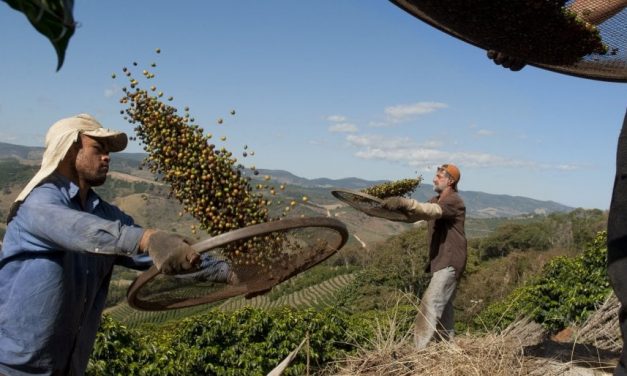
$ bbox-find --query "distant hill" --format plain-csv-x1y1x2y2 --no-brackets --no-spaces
249,169,380,190
0,142,44,160
250,168,572,218
0,142,573,220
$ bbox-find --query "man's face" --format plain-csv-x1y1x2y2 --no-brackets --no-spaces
75,135,110,187
433,169,452,193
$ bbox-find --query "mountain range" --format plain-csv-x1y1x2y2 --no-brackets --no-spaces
0,141,573,220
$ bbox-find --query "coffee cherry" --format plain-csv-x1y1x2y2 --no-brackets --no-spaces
118,60,300,268
362,177,423,199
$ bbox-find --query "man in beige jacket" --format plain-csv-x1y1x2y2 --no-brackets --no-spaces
383,164,467,349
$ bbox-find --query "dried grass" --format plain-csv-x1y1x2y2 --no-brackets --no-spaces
329,297,619,376
333,331,529,376
575,293,622,353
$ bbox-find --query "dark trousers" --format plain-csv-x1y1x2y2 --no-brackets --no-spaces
608,109,627,376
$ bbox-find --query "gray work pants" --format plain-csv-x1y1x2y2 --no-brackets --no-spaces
414,266,458,349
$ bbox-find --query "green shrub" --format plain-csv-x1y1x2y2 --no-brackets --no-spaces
474,231,611,332
0,159,38,186
167,307,354,376
90,307,357,375
479,222,552,259
87,315,158,375
476,210,607,260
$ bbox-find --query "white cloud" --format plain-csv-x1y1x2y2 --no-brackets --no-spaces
555,164,578,171
346,134,414,149
345,133,581,171
476,129,494,137
384,101,448,123
345,134,372,147
0,132,18,142
329,123,358,133
367,121,388,128
355,147,447,163
326,115,347,122
421,140,443,148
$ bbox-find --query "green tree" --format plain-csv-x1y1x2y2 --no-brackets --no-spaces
479,221,552,259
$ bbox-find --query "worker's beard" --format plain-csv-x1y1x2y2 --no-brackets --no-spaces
75,165,107,187
74,150,108,187
84,172,107,187
433,181,447,193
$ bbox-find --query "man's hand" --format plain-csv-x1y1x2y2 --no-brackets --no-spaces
382,196,417,212
487,50,526,71
141,230,201,275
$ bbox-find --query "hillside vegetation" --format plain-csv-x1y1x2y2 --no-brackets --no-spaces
0,145,614,374
89,208,612,375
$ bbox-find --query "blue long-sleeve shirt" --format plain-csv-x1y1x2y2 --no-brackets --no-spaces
0,173,147,376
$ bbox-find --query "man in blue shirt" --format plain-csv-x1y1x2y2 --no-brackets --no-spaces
0,114,231,375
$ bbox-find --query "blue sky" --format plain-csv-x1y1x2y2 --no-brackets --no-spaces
1,1,626,209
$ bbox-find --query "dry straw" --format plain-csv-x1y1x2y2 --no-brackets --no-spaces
330,293,620,376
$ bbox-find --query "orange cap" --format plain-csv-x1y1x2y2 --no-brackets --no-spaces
440,164,460,183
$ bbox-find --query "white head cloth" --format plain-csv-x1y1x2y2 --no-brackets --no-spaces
14,113,128,204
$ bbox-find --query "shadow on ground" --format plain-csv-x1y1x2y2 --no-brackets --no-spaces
524,339,619,373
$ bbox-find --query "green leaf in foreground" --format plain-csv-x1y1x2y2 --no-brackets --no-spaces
4,0,76,71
